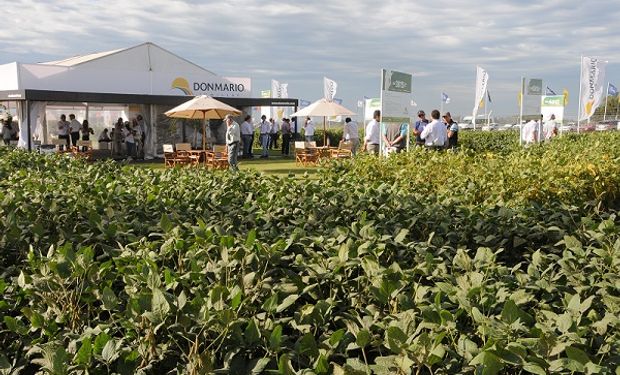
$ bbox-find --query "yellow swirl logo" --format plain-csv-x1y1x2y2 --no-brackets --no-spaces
585,100,594,117
171,77,193,95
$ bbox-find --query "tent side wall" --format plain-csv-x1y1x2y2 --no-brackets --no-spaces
0,63,20,91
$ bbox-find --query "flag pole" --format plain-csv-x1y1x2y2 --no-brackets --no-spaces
440,92,444,114
603,82,609,121
519,77,524,145
577,56,583,134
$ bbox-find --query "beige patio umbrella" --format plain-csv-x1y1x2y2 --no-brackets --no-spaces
290,98,356,146
165,95,242,150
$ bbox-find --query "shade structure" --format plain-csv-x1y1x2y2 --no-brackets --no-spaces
290,98,356,146
165,95,242,149
290,98,356,118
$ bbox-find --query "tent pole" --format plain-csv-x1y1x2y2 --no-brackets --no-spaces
27,101,32,151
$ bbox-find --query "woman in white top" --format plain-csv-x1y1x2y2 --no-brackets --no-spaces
123,122,136,158
304,117,315,142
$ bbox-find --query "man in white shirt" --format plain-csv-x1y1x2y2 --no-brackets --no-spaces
420,109,448,149
68,114,81,148
522,119,539,145
57,114,70,149
304,117,315,142
543,114,558,141
258,115,271,158
343,117,360,155
363,110,381,155
240,115,254,158
225,114,241,171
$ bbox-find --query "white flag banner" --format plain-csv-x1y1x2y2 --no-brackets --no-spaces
271,79,281,98
579,56,607,121
280,83,288,99
472,66,489,119
324,77,337,101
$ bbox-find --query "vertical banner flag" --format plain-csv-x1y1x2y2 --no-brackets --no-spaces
579,56,607,121
522,78,543,116
546,86,557,95
271,80,281,98
487,90,492,103
380,69,413,153
324,77,337,101
472,66,489,122
563,88,569,106
442,92,450,104
608,83,618,97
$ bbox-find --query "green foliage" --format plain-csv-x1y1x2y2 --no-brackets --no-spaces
0,132,619,374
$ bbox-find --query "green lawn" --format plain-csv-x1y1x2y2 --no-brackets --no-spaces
131,148,319,177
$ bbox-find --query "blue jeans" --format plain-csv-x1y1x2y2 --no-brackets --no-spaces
260,134,270,156
228,142,239,171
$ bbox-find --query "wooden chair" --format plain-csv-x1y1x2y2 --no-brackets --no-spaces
163,144,190,167
205,144,228,170
330,140,353,159
295,141,319,166
175,143,200,166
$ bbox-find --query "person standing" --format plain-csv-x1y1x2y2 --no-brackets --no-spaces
382,120,407,153
2,119,12,146
363,110,381,155
112,118,124,156
80,120,94,151
123,122,136,158
225,114,241,172
420,109,448,150
136,115,147,158
522,119,538,145
543,114,558,141
57,114,70,149
68,114,81,148
343,117,360,155
443,112,459,149
281,118,292,156
240,115,254,158
413,110,429,147
269,118,280,149
258,115,271,158
304,117,315,142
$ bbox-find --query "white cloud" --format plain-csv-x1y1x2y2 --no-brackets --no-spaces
0,0,619,116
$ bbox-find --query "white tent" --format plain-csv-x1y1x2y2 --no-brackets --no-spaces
0,42,252,153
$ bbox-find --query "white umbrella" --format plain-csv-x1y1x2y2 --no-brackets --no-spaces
290,98,356,146
165,95,241,149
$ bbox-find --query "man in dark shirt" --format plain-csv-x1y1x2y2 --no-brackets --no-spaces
413,110,429,146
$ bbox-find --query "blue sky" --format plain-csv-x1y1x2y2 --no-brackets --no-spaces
1,0,619,118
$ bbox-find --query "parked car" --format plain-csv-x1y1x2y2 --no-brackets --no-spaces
595,120,617,131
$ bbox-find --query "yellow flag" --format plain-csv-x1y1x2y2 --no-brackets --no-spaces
563,89,569,106
479,97,485,109
518,92,522,106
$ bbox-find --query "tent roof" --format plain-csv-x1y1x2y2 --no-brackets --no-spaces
37,42,217,76
42,48,126,66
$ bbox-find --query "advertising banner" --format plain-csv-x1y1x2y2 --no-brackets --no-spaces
364,98,381,121
380,69,412,153
541,95,565,122
522,78,543,116
472,66,488,121
579,56,607,121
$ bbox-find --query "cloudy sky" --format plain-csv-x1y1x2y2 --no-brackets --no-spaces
1,0,619,118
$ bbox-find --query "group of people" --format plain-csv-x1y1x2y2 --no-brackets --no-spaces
56,114,94,150
57,113,147,158
521,114,558,144
362,109,459,154
240,115,295,158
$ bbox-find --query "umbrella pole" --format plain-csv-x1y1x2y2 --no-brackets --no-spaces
323,116,327,146
202,110,206,150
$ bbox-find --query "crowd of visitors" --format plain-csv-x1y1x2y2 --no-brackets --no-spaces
55,113,147,158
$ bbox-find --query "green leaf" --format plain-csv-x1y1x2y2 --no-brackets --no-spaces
557,313,573,334
262,294,278,313
0,353,10,370
329,328,346,347
298,333,319,359
177,290,187,310
74,337,92,366
276,294,299,313
151,288,170,317
523,363,547,375
567,294,581,315
160,213,173,232
250,358,271,374
315,354,330,375
501,300,533,324
245,318,261,345
394,229,408,244
245,229,257,247
470,351,504,375
102,287,118,311
269,325,283,351
94,332,110,355
386,326,407,354
102,339,119,363
356,329,371,348
278,354,296,375
566,346,590,365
